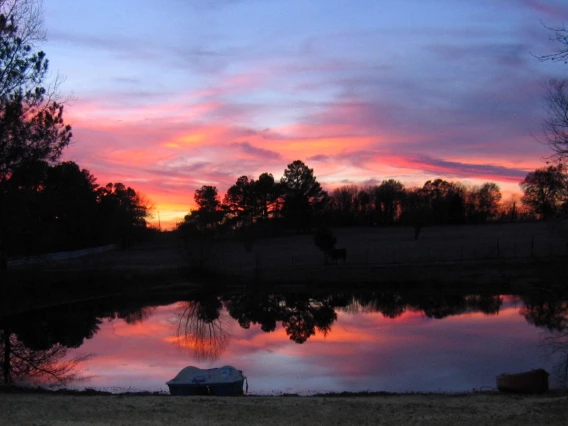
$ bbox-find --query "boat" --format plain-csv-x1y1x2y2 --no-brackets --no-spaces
166,365,247,396
496,369,549,393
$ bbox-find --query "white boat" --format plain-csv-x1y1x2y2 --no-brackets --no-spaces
166,365,247,396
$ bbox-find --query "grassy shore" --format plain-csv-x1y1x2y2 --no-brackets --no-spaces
2,389,568,425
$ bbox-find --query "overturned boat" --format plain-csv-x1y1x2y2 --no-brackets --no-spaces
496,369,549,393
166,365,247,396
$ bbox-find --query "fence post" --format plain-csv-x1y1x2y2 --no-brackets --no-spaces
531,237,535,258
497,238,500,258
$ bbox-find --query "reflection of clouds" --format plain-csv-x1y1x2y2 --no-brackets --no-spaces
59,299,562,394
173,302,231,361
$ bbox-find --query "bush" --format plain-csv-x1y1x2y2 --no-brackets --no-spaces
313,226,336,253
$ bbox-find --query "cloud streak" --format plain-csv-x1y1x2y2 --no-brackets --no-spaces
47,0,568,227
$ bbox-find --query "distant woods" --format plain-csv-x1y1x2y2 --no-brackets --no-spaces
1,160,152,257
177,159,566,242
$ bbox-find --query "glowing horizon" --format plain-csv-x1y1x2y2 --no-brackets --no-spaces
43,0,568,229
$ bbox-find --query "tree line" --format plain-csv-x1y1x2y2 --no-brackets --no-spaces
0,0,150,259
177,159,567,239
1,160,151,257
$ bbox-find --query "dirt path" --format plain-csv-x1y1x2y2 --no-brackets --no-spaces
2,393,568,425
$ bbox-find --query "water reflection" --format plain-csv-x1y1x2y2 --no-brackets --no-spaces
224,293,337,344
0,307,95,385
2,284,568,392
174,297,230,361
521,288,568,388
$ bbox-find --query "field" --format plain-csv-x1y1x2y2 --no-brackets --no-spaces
7,221,566,294
204,221,568,286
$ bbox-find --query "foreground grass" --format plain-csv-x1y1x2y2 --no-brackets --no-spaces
2,388,568,425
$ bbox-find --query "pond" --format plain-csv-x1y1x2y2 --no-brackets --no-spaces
2,287,567,394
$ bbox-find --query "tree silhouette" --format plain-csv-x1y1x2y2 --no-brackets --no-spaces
419,179,465,225
542,79,568,161
466,182,502,223
254,172,281,220
538,24,568,64
371,179,406,225
313,226,337,264
0,1,72,184
329,185,358,225
0,1,72,259
96,183,150,247
41,161,99,250
223,176,256,225
192,185,224,230
520,165,567,220
280,160,327,231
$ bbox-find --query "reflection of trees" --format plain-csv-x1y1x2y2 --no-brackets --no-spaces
11,308,102,350
415,294,468,319
223,290,509,342
1,331,89,385
354,292,406,319
0,303,102,385
224,293,337,344
282,297,337,343
542,330,568,387
466,295,502,315
174,296,230,361
520,290,568,388
110,307,156,325
521,292,568,332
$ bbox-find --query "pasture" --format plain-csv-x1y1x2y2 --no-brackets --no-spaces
208,221,568,286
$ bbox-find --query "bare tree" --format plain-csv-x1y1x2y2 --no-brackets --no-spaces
542,79,568,161
0,0,45,40
538,23,568,64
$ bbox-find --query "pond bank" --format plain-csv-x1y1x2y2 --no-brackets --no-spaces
2,390,568,425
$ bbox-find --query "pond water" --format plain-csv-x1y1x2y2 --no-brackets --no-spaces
2,289,567,394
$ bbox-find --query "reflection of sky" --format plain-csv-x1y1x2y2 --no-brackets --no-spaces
66,297,561,394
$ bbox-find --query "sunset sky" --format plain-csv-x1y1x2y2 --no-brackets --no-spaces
42,0,568,228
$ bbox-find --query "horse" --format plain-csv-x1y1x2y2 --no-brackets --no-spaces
328,248,347,264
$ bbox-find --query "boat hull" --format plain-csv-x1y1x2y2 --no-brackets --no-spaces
168,380,245,396
167,365,246,396
496,369,549,393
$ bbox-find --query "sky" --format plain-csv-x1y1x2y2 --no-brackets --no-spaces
40,0,568,228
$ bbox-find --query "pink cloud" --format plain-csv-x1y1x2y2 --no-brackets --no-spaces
61,81,549,229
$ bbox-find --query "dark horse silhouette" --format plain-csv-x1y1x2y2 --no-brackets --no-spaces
328,248,347,264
